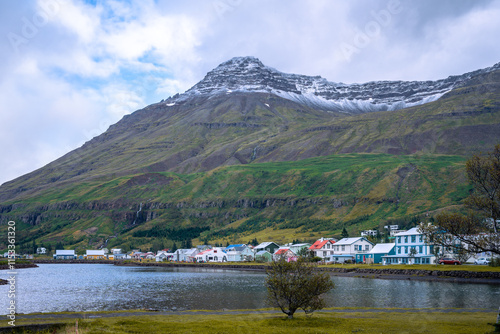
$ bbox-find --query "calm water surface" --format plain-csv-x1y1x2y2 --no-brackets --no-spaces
1,264,498,314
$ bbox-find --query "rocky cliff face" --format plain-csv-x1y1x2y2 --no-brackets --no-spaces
172,56,500,113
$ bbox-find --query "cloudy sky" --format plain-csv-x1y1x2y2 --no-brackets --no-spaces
1,0,499,185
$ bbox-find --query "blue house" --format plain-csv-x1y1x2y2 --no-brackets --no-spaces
381,227,435,264
355,243,395,264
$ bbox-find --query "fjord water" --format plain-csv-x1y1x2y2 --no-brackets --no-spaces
1,264,499,314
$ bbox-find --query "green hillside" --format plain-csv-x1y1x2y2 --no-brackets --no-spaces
1,70,499,253
0,153,469,252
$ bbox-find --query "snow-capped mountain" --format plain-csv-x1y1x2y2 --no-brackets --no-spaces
170,56,500,113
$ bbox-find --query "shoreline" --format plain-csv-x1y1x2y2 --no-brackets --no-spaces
29,259,500,284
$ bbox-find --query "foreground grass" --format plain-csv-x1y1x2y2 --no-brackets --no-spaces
2,310,497,334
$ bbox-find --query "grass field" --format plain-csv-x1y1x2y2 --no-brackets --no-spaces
2,309,498,334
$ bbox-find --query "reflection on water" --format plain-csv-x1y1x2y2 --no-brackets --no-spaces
0,264,498,314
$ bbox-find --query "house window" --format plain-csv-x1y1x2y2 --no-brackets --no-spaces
411,235,416,243
404,246,408,253
419,235,423,242
323,251,327,256
342,245,345,251
365,245,369,251
398,236,401,243
404,236,408,243
419,246,423,253
398,247,401,254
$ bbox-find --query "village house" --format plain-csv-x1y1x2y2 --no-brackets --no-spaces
382,227,434,264
225,245,254,262
355,243,396,264
361,230,378,237
195,247,227,262
110,248,122,255
171,248,197,262
53,250,77,260
289,243,312,254
144,252,156,260
113,253,130,260
255,250,273,262
85,250,106,260
273,248,297,262
309,238,336,260
333,237,374,255
155,251,174,262
253,242,280,254
36,247,47,255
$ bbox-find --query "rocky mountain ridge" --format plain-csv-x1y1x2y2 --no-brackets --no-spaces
170,56,500,113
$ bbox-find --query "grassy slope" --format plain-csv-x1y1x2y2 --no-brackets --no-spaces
0,153,469,251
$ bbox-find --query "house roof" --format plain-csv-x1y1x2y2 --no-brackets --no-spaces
309,240,334,250
291,243,311,247
275,248,290,255
255,242,279,249
394,227,420,236
369,243,395,254
225,244,245,249
55,250,75,255
335,237,374,245
256,250,271,255
86,250,105,256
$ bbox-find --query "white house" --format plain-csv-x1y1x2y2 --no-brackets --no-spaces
333,237,374,256
195,248,227,262
382,227,434,264
155,251,174,262
111,248,122,255
53,250,77,260
309,238,336,259
361,230,378,237
171,248,195,262
36,247,47,255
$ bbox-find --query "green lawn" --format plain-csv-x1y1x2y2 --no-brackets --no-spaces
2,310,497,334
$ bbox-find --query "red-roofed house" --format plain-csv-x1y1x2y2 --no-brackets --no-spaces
273,248,297,262
309,238,336,260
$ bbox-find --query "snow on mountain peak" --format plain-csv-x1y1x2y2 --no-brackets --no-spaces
169,58,500,114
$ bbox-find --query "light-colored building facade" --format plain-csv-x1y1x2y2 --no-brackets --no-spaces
333,237,374,255
85,250,106,260
382,227,434,264
309,239,335,260
53,250,77,260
